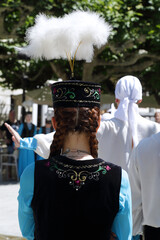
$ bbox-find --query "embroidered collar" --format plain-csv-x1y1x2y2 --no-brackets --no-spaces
47,156,111,191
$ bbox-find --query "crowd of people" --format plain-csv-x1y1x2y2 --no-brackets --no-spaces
1,75,160,240
0,111,55,178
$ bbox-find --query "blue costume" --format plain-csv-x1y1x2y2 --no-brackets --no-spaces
18,123,37,177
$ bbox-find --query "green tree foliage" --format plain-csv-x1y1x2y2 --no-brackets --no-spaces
0,0,160,100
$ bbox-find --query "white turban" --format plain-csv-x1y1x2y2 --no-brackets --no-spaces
114,75,142,146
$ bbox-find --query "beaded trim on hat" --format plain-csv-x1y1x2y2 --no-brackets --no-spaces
51,80,101,108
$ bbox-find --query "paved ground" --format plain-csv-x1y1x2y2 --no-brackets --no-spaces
0,182,22,238
0,235,24,240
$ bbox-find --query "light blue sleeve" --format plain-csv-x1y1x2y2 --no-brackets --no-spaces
33,126,37,136
20,138,37,150
18,162,35,240
18,123,24,136
111,169,132,240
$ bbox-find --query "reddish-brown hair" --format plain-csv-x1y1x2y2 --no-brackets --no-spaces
49,107,100,158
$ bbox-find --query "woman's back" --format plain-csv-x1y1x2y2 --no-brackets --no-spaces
17,80,132,240
32,156,121,240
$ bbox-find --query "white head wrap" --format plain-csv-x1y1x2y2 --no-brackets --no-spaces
114,75,142,146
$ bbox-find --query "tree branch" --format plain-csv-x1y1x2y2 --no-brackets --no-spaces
94,38,137,58
108,40,134,54
30,65,46,81
92,73,107,83
0,54,16,60
95,52,160,67
50,62,67,80
13,72,21,80
9,65,46,82
0,5,34,39
92,60,155,83
82,61,96,82
106,60,154,78
94,43,109,57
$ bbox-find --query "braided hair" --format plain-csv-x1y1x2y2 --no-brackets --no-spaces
49,107,100,158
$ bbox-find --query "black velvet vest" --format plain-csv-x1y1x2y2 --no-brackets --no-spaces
21,123,35,138
31,156,121,240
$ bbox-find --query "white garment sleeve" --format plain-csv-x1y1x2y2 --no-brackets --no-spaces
34,132,54,159
20,132,54,159
129,149,143,236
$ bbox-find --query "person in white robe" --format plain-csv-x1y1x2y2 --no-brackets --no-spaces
101,103,116,121
129,132,160,239
97,75,160,171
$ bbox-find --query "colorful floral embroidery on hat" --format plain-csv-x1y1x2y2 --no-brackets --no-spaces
51,81,101,108
53,87,76,100
84,87,100,100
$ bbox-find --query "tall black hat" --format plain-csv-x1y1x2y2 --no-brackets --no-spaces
51,80,101,108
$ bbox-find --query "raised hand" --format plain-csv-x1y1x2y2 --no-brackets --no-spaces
5,122,21,148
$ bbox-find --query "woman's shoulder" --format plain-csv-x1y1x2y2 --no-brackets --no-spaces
99,159,122,184
35,159,50,167
100,161,129,188
100,159,122,170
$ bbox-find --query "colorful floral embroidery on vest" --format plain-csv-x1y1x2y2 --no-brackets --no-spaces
49,160,111,191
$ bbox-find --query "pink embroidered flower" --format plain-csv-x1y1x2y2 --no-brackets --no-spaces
45,161,50,167
53,87,57,94
98,88,101,95
106,165,111,171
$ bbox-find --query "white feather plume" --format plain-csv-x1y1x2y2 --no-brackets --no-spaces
16,11,112,62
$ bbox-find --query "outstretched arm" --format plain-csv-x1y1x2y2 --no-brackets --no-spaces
5,122,54,159
5,122,21,148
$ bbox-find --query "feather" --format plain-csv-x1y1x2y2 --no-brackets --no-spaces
16,13,77,60
16,11,111,62
64,11,112,62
